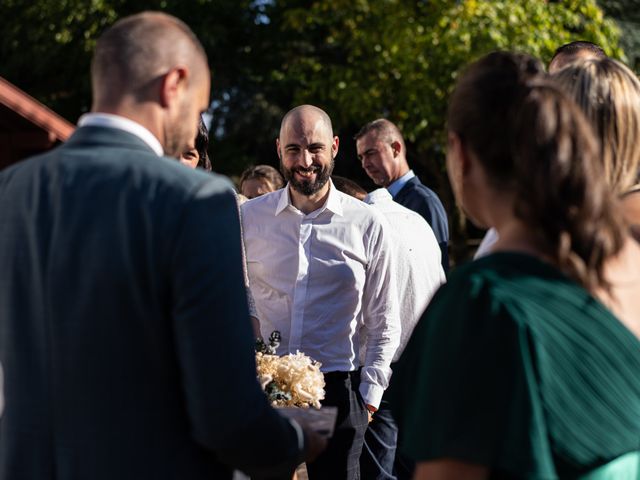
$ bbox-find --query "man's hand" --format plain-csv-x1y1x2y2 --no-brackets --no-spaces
366,404,377,424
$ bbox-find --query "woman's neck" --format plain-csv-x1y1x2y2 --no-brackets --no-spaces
491,218,551,261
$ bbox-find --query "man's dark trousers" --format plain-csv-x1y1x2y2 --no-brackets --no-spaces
359,399,414,480
306,370,369,480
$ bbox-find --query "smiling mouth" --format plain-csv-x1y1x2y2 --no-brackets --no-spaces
295,167,320,179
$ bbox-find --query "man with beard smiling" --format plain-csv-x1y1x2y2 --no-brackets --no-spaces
241,105,401,479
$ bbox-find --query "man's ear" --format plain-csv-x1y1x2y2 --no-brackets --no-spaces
276,138,281,159
390,140,402,157
159,66,188,108
332,136,340,157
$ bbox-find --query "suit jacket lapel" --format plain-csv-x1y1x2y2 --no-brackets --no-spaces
392,176,419,202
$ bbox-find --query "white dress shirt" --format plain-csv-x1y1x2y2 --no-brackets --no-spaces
241,181,400,408
474,227,499,259
361,188,446,362
78,113,164,156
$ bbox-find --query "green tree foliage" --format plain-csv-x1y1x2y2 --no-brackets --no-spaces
0,0,625,260
599,0,640,71
0,0,118,121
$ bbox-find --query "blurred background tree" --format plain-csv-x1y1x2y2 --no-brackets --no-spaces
0,0,630,262
599,0,640,70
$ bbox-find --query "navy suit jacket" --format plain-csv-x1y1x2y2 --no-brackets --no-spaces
393,176,450,270
0,126,302,480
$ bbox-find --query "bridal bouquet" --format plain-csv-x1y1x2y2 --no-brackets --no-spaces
255,331,325,408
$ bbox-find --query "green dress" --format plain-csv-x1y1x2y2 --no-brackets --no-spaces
389,252,640,479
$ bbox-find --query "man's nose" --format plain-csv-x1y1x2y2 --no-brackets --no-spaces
301,149,313,167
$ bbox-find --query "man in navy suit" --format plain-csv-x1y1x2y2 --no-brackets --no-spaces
356,119,449,271
0,12,322,480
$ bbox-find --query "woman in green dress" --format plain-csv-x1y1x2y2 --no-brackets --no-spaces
389,51,640,479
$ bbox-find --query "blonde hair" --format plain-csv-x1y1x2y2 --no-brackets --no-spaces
552,58,640,194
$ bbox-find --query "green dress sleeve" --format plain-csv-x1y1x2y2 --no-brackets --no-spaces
389,267,557,479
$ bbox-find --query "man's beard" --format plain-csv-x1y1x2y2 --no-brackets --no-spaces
281,156,335,196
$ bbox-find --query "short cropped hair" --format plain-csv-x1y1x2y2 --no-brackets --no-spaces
354,118,406,151
91,12,207,104
553,41,606,59
550,41,606,66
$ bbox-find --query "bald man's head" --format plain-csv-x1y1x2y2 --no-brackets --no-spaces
91,11,208,106
277,105,338,198
279,105,334,141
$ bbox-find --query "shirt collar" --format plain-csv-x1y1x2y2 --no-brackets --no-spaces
387,169,415,198
274,179,343,217
364,187,392,205
78,113,164,156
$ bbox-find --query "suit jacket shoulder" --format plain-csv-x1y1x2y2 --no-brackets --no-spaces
394,177,448,242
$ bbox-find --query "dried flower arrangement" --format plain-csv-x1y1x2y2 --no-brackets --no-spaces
255,331,325,408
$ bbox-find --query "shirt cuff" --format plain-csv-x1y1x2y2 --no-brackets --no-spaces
359,381,384,409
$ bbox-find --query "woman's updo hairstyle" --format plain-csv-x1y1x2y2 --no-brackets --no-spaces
448,52,545,190
448,51,626,290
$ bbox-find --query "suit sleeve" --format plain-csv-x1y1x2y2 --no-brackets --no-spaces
170,178,305,477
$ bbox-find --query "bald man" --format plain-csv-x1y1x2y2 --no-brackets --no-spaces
0,12,321,480
241,105,401,479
